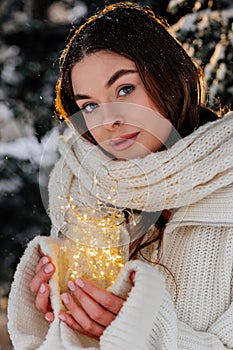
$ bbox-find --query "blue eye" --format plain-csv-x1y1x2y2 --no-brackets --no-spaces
118,85,134,97
82,103,98,113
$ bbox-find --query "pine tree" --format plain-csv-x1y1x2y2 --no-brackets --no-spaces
0,0,232,290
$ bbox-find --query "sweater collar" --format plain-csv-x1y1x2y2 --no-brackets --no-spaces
166,183,233,232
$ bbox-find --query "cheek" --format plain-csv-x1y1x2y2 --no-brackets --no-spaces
135,87,158,110
83,118,99,140
88,126,103,144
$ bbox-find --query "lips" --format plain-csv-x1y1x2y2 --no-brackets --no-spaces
109,131,140,151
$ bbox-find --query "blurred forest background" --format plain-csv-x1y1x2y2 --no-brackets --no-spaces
0,0,232,348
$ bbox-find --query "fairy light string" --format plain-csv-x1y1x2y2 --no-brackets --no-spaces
58,171,130,292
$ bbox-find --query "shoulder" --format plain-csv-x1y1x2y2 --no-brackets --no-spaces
166,183,233,233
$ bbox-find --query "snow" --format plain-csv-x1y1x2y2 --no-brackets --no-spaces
220,6,233,20
68,3,88,23
0,128,60,168
0,176,23,193
173,12,199,32
0,45,20,63
204,63,213,81
216,62,227,81
47,1,87,24
168,0,183,7
172,5,233,33
209,80,221,100
210,42,226,66
230,30,233,45
204,41,227,81
196,11,212,31
1,56,22,85
0,136,42,164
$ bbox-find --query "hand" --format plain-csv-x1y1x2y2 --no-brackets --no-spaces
29,246,56,322
59,272,135,340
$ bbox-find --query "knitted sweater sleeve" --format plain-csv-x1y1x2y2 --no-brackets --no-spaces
101,269,233,350
6,235,167,350
146,294,233,350
8,236,233,350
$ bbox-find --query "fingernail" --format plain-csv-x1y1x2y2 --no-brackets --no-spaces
59,314,66,321
45,314,51,322
42,256,49,265
45,315,51,322
61,293,70,304
44,263,53,274
39,283,46,294
75,278,85,288
68,281,76,292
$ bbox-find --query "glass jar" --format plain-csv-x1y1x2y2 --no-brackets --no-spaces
58,207,130,292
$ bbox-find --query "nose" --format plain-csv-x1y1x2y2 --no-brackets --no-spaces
103,117,124,130
101,104,124,130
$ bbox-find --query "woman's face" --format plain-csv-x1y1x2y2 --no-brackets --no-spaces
71,51,172,159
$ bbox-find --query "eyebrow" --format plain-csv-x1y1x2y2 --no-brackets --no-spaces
74,69,137,101
106,69,137,88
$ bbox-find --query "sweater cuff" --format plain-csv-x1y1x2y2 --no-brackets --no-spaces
100,260,166,350
7,235,65,349
8,236,50,349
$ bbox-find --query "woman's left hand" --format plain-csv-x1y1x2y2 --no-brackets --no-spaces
59,277,130,340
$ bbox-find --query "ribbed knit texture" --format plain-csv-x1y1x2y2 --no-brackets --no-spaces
49,113,233,236
8,112,233,349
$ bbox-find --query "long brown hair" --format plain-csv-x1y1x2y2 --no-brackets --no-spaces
54,2,218,260
55,2,207,140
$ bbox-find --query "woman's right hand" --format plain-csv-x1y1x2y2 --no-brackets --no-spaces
29,246,56,322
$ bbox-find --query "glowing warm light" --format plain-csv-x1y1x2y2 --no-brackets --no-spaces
58,206,129,292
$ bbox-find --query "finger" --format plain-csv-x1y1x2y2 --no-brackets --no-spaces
130,271,136,285
59,312,100,341
35,255,51,274
45,311,54,323
61,293,105,337
59,312,85,333
74,278,124,315
35,283,51,313
30,262,55,294
38,245,45,257
67,281,116,327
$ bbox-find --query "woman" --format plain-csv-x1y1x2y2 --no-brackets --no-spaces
8,3,233,349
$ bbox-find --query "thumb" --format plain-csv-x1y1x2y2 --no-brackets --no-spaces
130,271,136,285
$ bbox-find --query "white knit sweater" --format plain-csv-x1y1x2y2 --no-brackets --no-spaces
8,112,233,349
